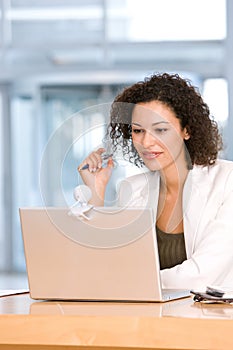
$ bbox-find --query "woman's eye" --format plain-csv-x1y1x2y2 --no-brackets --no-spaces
155,128,168,134
132,129,144,134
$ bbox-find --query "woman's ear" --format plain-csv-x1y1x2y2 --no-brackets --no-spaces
183,126,190,140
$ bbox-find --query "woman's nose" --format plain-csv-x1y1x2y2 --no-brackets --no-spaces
141,131,156,148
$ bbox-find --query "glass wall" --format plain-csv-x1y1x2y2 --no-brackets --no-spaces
108,0,226,41
0,85,13,272
10,84,131,271
39,85,128,206
0,91,4,270
203,78,229,157
11,95,40,270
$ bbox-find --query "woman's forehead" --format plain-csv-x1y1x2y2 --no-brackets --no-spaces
132,102,178,127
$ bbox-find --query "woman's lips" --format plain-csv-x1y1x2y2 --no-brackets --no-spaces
142,151,163,159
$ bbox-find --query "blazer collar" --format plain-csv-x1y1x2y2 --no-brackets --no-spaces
138,167,211,257
139,166,210,208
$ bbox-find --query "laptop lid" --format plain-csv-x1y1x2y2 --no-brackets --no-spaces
19,207,189,302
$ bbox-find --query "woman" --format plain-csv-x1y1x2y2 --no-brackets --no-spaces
78,73,233,290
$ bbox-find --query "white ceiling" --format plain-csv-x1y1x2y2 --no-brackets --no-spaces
0,0,228,84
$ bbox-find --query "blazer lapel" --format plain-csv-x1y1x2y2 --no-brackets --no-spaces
134,167,210,258
183,166,211,258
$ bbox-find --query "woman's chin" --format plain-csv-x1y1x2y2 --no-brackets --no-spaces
143,159,163,171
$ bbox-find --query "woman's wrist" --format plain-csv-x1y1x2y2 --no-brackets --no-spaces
88,183,106,206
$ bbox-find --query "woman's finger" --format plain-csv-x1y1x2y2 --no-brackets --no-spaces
78,148,106,172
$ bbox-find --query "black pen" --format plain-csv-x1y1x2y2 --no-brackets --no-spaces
80,153,113,170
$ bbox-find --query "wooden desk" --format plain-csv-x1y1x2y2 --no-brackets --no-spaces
0,293,233,349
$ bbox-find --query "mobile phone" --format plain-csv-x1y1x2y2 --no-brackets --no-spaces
205,286,225,298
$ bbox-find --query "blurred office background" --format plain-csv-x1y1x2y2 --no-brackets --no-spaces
0,0,232,286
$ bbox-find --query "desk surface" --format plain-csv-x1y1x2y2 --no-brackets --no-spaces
1,292,233,349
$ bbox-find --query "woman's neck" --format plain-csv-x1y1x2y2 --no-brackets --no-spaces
159,160,189,194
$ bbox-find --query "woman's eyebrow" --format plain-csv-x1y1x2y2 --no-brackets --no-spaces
152,121,169,126
132,121,169,126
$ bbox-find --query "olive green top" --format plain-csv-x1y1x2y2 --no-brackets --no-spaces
156,226,187,270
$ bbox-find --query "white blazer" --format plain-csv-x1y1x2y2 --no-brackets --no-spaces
117,159,233,290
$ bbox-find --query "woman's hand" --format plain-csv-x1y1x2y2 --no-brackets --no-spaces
77,148,114,206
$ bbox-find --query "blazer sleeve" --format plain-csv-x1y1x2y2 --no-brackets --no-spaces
161,169,233,290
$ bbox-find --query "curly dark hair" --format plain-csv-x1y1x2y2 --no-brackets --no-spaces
108,72,223,168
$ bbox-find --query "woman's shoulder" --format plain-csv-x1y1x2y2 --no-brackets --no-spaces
192,159,233,187
214,159,233,187
215,158,233,168
117,171,160,207
209,159,233,176
117,170,159,195
120,170,159,185
194,159,233,174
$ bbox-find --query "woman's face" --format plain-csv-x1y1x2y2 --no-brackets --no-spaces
131,101,190,171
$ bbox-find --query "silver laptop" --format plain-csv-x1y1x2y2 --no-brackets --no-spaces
19,207,190,302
